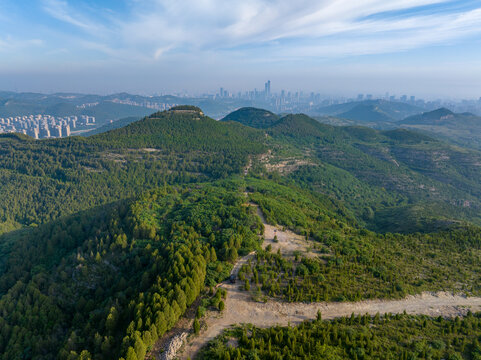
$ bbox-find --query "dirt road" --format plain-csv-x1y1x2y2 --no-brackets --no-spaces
181,290,481,359
177,206,481,359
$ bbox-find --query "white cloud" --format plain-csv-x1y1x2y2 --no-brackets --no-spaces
109,0,481,58
31,0,481,61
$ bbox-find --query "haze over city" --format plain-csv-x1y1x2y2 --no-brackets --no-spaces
1,0,481,98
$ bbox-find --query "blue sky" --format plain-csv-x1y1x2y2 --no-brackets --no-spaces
1,0,481,98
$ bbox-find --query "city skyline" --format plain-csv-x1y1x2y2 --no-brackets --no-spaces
1,1,481,97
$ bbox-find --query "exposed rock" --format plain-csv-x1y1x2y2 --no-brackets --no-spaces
160,332,188,360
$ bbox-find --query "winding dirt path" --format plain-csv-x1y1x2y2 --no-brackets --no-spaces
175,206,481,359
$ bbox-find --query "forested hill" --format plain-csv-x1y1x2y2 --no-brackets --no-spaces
221,107,279,128
0,181,264,359
91,108,264,152
0,109,266,234
227,109,481,232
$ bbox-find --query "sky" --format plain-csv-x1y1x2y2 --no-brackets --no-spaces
1,0,481,98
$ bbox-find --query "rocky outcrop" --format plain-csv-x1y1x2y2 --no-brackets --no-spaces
160,332,188,360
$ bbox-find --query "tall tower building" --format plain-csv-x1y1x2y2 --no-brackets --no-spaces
265,80,271,97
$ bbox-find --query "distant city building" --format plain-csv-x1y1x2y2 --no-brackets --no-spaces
39,126,50,138
62,124,71,137
265,80,271,98
51,125,62,138
27,127,39,139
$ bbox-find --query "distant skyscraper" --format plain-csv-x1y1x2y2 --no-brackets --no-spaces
219,87,224,98
357,94,364,101
265,80,271,97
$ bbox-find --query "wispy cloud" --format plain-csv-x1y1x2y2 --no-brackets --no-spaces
4,0,481,63
42,0,109,35
0,36,43,52
106,0,481,59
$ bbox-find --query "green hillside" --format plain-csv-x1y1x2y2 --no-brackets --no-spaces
84,116,142,136
0,181,263,360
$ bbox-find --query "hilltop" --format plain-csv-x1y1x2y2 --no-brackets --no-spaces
401,107,455,124
221,107,279,128
337,103,394,124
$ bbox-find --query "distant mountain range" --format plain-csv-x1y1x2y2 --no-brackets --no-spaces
0,91,267,122
313,99,424,122
311,100,481,150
